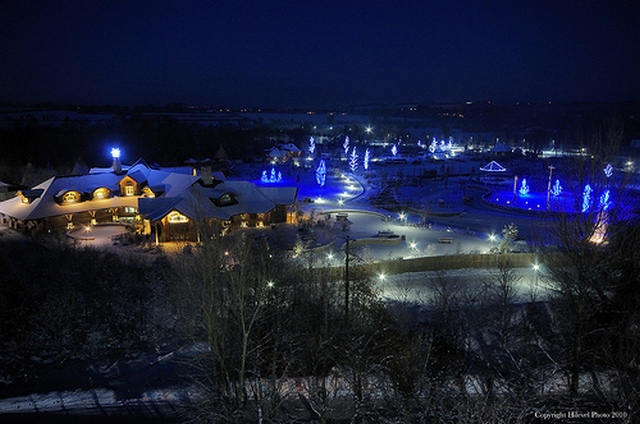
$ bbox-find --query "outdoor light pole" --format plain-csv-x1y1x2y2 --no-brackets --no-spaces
547,165,555,210
344,235,350,324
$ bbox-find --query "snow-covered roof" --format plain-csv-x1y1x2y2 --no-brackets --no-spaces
267,147,287,158
281,143,301,153
0,161,198,221
139,180,298,223
0,158,296,225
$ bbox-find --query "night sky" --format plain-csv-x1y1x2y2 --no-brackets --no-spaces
1,0,639,108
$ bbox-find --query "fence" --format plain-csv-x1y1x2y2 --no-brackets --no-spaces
318,252,544,280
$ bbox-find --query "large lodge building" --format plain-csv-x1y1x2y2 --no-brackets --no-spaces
0,157,298,242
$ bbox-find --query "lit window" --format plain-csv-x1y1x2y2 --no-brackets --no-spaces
62,191,79,203
167,211,189,224
93,187,109,199
143,187,155,198
125,184,135,196
124,206,136,214
217,192,236,206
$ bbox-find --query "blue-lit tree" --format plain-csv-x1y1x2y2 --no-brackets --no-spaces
308,136,315,156
261,167,282,183
552,179,563,197
519,178,530,195
316,160,327,187
343,136,350,156
599,189,612,211
582,184,592,212
603,163,613,178
391,143,398,157
363,148,371,170
429,138,437,153
349,147,358,172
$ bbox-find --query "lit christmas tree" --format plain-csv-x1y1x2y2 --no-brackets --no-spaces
308,136,315,155
599,189,612,211
519,178,530,195
316,160,327,187
364,148,371,170
349,146,358,172
582,184,592,212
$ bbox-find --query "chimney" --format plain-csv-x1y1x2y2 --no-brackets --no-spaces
200,166,213,186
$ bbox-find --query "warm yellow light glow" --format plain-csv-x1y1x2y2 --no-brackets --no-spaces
93,187,109,199
167,211,189,224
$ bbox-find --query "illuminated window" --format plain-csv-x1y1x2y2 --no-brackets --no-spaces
62,191,80,203
124,206,136,214
216,192,236,206
124,183,135,196
142,187,155,198
93,187,109,199
167,211,189,224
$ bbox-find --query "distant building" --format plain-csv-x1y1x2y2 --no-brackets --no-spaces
266,143,302,163
0,158,298,242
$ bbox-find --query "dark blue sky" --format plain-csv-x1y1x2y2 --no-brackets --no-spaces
1,0,639,107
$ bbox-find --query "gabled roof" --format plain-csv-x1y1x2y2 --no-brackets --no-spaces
0,158,295,225
0,161,199,222
281,143,300,153
267,147,287,158
140,180,297,223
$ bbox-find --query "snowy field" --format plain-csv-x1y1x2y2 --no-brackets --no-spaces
231,158,543,261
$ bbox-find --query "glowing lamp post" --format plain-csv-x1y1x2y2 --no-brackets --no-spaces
111,148,122,174
533,263,540,286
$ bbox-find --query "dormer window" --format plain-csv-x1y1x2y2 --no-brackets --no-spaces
18,189,44,204
142,186,156,198
61,190,81,203
215,192,237,207
93,187,110,199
